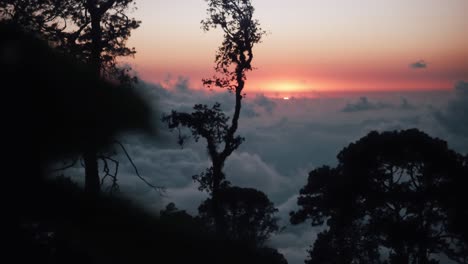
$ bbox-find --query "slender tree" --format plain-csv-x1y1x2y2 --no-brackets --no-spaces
163,0,265,235
77,0,140,195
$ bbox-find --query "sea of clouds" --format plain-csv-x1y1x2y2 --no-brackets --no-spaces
62,79,467,264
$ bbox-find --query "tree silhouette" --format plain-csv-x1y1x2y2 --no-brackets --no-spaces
0,1,75,32
3,22,152,262
1,0,141,194
163,0,265,235
1,22,152,176
70,0,140,195
198,186,279,246
1,0,139,82
291,129,468,263
306,227,380,264
442,153,468,263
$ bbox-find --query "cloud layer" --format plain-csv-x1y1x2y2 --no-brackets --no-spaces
341,96,417,112
58,78,466,264
342,96,392,112
434,81,468,137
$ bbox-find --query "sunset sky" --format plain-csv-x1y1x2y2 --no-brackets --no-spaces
124,0,468,94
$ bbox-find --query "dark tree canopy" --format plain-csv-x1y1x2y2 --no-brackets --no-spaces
0,22,152,166
1,0,142,194
0,0,140,83
199,186,279,246
291,129,468,263
306,227,380,264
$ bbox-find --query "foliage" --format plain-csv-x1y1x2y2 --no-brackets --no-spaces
0,0,140,84
0,22,152,164
201,0,265,92
199,186,279,246
162,103,242,191
291,129,468,263
306,226,380,264
1,0,144,195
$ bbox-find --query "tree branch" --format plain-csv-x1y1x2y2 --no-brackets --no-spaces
114,140,166,195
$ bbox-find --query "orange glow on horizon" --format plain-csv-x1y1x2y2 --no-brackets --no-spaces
245,77,455,94
262,80,310,93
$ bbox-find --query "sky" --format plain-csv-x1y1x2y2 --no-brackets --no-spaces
124,0,468,94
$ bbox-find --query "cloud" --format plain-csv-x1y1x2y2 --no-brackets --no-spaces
434,80,468,138
173,76,191,93
341,97,392,112
400,97,416,110
253,94,277,114
409,60,428,69
269,216,325,264
127,81,463,264
340,96,417,113
146,76,263,119
269,229,316,264
224,152,291,198
56,77,465,264
163,182,209,214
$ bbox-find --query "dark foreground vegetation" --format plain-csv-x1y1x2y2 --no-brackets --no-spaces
9,177,286,264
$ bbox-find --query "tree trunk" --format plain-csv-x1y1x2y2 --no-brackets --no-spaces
212,162,227,237
84,147,100,194
210,65,246,237
84,1,102,195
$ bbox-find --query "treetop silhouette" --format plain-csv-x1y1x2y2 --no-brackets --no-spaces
291,129,468,263
199,186,279,246
1,0,143,194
